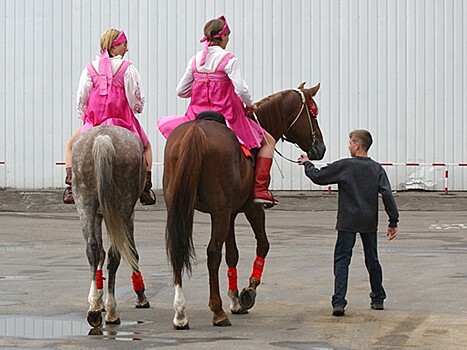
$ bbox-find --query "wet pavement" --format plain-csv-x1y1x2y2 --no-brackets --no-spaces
0,189,466,349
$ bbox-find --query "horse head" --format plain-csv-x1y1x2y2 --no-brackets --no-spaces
292,82,326,160
256,82,326,161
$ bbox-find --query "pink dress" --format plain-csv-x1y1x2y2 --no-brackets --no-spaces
81,60,149,147
158,53,263,149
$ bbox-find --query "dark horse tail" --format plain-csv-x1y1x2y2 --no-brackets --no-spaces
165,125,208,279
93,134,138,271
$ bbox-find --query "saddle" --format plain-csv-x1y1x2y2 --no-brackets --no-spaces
196,111,226,125
196,111,258,160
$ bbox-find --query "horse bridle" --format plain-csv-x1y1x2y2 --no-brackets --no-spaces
275,89,318,163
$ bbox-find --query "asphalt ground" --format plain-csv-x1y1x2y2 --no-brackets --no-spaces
0,189,466,349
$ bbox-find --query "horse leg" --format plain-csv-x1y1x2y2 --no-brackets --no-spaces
127,212,150,309
207,215,231,327
105,245,121,324
84,213,106,327
225,215,248,315
173,274,189,330
239,205,270,310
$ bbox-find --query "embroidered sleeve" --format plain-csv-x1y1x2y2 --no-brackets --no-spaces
124,65,145,114
225,57,254,107
76,68,93,118
176,56,194,98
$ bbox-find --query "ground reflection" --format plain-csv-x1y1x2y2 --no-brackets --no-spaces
0,316,90,338
0,316,145,340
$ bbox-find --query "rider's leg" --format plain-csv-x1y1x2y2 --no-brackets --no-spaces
140,142,156,205
63,128,81,204
253,132,278,205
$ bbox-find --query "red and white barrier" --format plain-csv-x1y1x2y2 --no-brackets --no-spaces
378,162,456,194
316,162,467,194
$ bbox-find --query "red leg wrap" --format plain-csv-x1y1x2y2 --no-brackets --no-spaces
132,271,145,292
250,257,265,280
227,267,238,291
96,269,105,290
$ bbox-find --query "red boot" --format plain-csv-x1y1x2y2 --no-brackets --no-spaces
63,167,75,204
253,157,278,206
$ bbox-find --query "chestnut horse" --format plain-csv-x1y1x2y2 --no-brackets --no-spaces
72,125,150,327
163,83,325,329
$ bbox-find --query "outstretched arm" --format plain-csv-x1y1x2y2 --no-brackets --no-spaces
298,154,341,186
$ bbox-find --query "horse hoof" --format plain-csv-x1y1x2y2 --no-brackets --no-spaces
135,300,150,309
87,311,102,327
239,288,257,310
88,327,103,336
213,318,232,327
105,317,121,325
173,323,190,330
231,308,249,315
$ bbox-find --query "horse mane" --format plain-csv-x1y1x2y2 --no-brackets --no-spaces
255,91,289,137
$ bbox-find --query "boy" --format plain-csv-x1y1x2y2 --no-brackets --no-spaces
298,129,398,316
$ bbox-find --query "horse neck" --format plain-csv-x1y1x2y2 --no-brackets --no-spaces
255,92,291,140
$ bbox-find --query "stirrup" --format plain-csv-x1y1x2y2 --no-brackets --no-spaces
140,188,156,206
253,191,278,209
63,187,75,204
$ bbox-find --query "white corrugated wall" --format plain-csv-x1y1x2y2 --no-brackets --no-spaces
1,0,466,191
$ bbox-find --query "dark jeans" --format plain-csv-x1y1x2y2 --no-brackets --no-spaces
331,231,386,307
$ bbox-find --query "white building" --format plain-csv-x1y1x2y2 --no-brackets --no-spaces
1,0,466,191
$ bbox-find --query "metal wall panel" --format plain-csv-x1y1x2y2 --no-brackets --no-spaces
1,0,466,190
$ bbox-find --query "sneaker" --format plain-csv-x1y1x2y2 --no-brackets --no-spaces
371,303,384,310
332,306,345,317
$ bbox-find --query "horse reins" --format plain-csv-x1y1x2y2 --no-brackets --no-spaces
275,89,317,164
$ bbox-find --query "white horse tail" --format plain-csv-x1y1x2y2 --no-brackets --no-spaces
92,134,138,271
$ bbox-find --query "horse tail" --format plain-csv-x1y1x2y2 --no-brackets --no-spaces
165,125,208,278
93,135,138,271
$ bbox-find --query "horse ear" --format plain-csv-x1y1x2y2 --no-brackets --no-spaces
297,82,306,89
310,82,321,96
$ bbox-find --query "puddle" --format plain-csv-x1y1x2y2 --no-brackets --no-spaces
0,315,146,340
0,315,243,344
0,316,91,338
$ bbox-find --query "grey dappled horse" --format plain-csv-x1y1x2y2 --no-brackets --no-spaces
72,125,150,327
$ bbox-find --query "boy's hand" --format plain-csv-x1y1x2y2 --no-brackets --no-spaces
387,227,397,240
298,154,310,165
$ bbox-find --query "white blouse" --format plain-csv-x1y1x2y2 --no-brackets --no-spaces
176,46,254,107
76,55,145,118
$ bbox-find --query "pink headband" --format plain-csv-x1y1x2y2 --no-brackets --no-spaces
112,31,127,47
199,15,230,66
211,16,230,39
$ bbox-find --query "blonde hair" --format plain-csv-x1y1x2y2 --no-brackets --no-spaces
100,28,121,54
203,18,227,45
349,129,373,151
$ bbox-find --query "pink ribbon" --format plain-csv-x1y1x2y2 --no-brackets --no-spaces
199,15,230,66
98,49,113,96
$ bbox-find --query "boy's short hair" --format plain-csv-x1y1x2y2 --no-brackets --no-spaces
349,129,373,151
